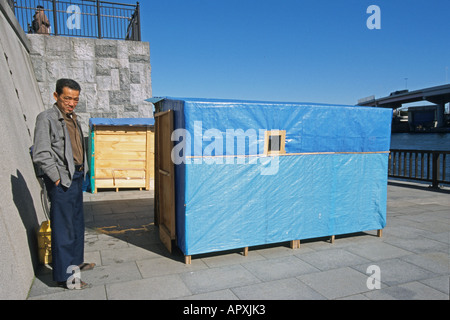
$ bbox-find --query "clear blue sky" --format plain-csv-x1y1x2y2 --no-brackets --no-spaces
123,0,449,105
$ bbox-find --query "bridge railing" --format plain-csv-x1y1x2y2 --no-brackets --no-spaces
12,0,141,41
389,149,450,188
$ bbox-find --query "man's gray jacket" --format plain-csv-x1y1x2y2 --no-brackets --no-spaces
33,104,88,188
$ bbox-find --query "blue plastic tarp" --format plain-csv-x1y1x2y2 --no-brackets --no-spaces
161,98,391,155
182,153,388,254
89,118,154,129
157,98,392,256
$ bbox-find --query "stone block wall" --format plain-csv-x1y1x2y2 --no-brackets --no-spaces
27,34,153,133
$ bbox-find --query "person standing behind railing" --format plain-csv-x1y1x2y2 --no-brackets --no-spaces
32,5,51,35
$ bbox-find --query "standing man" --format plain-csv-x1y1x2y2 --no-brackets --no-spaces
32,5,51,35
33,79,95,290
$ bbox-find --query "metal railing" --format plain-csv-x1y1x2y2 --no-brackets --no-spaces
12,0,141,41
389,149,450,188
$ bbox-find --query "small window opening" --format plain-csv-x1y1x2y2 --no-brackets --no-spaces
269,135,282,152
264,130,286,155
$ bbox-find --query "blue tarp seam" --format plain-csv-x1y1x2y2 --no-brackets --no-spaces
185,151,390,159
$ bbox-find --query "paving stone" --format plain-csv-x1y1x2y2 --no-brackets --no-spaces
27,266,66,299
255,243,313,258
231,278,326,300
352,258,438,287
382,225,429,239
346,241,411,261
101,245,165,266
180,265,261,295
137,256,209,278
176,289,239,300
81,261,143,287
28,285,107,300
241,255,319,281
84,233,129,252
106,274,191,300
384,236,449,254
200,250,266,268
419,275,450,295
401,252,450,274
298,267,370,300
363,281,449,300
295,248,371,271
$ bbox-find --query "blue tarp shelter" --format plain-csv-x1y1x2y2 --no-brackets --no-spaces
89,118,155,128
150,97,392,263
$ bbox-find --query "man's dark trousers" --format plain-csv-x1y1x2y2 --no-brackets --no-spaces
45,170,85,282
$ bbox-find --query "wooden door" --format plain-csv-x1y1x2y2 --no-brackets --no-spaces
154,110,176,253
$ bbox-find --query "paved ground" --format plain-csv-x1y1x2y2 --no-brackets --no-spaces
27,181,449,300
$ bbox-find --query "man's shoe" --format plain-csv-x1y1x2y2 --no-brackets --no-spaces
78,262,96,272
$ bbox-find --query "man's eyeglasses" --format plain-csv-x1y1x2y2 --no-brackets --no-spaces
61,96,79,103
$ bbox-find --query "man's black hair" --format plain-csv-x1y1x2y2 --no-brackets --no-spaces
55,79,81,95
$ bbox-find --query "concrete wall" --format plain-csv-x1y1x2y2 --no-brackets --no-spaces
0,0,48,300
27,34,153,133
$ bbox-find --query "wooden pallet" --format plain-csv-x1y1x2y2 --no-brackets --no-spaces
183,229,383,264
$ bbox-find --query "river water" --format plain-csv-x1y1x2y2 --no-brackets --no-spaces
391,133,450,151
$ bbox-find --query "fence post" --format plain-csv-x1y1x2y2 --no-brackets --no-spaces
431,152,440,189
52,0,58,36
136,2,141,41
97,0,102,39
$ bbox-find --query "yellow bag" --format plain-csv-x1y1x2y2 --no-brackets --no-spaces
38,221,52,265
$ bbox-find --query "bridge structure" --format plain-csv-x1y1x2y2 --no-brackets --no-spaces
357,84,450,187
358,84,450,129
